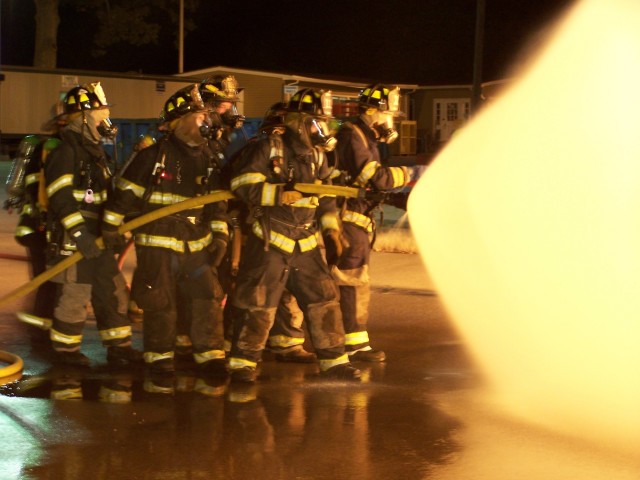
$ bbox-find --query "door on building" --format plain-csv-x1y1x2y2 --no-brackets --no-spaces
433,98,470,143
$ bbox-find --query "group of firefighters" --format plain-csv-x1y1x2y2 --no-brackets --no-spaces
5,76,410,384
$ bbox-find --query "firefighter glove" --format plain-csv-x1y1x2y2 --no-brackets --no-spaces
102,227,127,254
280,189,303,205
208,237,228,268
71,226,103,259
324,229,348,265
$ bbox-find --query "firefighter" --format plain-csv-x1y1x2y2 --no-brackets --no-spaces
168,75,246,358
44,82,141,367
332,84,411,362
209,99,317,363
227,88,361,382
258,103,317,363
6,104,66,344
102,84,229,377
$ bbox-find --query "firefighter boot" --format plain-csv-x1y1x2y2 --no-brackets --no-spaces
348,347,386,362
55,350,91,367
321,363,362,381
107,345,144,367
274,347,317,363
230,367,258,383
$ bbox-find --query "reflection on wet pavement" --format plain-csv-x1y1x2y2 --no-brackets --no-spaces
0,353,466,480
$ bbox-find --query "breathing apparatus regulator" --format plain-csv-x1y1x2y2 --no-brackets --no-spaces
358,84,401,144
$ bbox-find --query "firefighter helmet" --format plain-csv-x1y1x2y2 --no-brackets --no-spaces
63,83,110,114
358,84,400,113
161,84,208,123
260,102,287,134
285,89,330,116
199,75,242,105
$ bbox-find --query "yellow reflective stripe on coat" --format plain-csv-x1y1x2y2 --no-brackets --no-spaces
356,161,379,186
318,354,350,371
229,357,257,369
135,233,211,253
210,220,229,235
46,174,74,197
268,335,305,349
61,211,85,230
389,166,409,188
261,183,277,206
298,233,318,252
193,349,226,364
345,331,370,346
135,233,186,253
188,233,212,253
144,351,174,364
341,210,373,233
20,203,35,216
15,226,35,237
99,326,132,342
148,191,193,205
25,172,40,187
50,328,83,345
103,209,125,227
115,177,146,198
252,221,318,253
231,172,266,191
252,221,295,253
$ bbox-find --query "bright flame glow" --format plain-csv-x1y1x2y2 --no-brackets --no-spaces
409,0,640,454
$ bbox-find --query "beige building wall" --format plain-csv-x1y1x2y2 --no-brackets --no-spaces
0,68,201,136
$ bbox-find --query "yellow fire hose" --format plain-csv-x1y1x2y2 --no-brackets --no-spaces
0,183,361,378
0,350,24,379
1,183,362,311
0,190,234,308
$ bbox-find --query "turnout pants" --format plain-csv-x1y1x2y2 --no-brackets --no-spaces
331,222,372,352
50,250,132,352
132,246,225,365
229,234,346,371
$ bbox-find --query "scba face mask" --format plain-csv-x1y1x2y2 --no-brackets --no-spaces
309,118,337,152
369,110,398,144
97,117,118,140
84,108,116,143
221,104,246,129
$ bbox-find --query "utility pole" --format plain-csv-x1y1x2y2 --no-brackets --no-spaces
471,0,486,116
178,0,184,73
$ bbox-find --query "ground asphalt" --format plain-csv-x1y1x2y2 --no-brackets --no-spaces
0,163,635,480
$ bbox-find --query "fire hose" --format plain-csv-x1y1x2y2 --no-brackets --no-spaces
0,189,234,308
0,349,24,379
0,183,365,310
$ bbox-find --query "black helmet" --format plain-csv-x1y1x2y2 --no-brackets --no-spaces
259,102,287,134
358,84,400,112
63,82,110,114
286,89,329,116
161,84,208,123
199,75,242,105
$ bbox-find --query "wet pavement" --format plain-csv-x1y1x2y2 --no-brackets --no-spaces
1,165,638,479
0,246,473,479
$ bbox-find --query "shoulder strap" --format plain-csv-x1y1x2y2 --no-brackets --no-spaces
38,137,63,211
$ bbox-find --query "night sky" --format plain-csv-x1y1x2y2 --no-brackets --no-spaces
1,0,576,85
